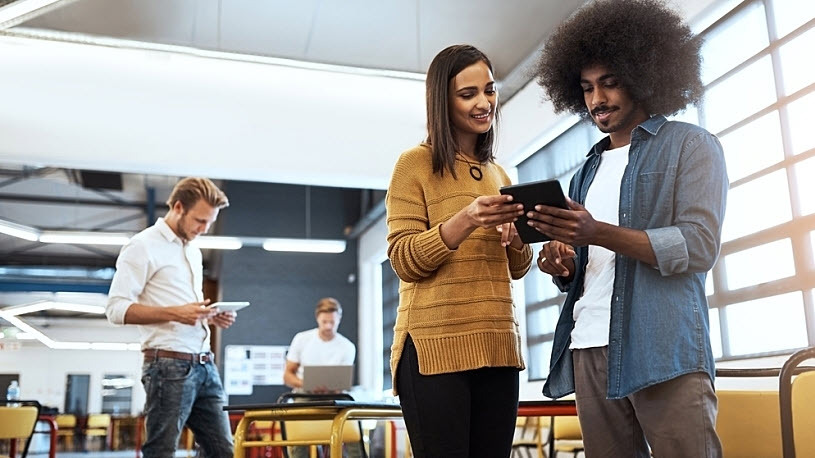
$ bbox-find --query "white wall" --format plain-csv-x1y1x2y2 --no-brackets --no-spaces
0,345,145,414
0,318,145,414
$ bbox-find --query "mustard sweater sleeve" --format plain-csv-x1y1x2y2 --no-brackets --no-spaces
507,243,533,279
386,148,454,283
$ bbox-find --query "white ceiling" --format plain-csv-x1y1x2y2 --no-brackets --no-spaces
20,0,586,80
0,0,716,190
0,0,718,264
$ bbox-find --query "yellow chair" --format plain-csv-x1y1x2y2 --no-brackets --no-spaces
512,415,549,458
84,413,111,451
552,416,583,458
780,346,815,458
0,402,40,458
283,418,363,457
55,414,77,451
277,392,366,458
715,390,782,457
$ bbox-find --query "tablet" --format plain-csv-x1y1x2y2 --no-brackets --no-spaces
499,179,568,244
207,301,250,313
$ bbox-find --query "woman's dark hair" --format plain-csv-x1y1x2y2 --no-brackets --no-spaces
534,0,703,118
425,44,499,178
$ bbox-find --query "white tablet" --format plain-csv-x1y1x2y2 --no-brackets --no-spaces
207,301,250,312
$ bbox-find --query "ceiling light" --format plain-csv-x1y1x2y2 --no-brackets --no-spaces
0,218,40,241
4,301,105,316
0,0,66,30
0,311,57,347
262,238,346,254
38,231,132,245
193,236,243,250
0,305,138,351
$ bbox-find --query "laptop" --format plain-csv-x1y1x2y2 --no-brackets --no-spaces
302,365,354,392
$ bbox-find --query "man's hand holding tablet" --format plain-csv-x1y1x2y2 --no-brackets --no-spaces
499,179,569,244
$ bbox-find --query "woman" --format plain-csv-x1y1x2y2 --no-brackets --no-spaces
385,44,533,457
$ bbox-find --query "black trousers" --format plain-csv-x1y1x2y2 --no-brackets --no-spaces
397,335,519,458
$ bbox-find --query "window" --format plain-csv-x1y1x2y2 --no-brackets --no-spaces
64,374,90,415
702,0,815,360
101,374,133,415
521,0,815,377
381,260,399,391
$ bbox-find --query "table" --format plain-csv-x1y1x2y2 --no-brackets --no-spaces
225,400,403,458
518,399,578,458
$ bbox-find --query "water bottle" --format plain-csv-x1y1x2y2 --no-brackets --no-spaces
6,380,20,406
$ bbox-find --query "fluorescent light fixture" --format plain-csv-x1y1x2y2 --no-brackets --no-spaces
38,231,131,245
0,302,138,351
0,218,40,241
0,311,58,347
193,236,242,250
4,301,105,316
262,238,346,253
0,0,66,29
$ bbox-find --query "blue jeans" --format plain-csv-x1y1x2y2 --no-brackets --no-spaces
141,357,233,457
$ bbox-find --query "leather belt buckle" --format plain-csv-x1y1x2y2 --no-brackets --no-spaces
198,353,207,365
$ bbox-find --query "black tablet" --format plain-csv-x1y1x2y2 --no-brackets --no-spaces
499,179,568,244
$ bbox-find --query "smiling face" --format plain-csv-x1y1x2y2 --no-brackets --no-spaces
580,64,650,148
448,60,497,155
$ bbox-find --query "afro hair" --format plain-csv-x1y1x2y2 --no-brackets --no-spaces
534,0,703,118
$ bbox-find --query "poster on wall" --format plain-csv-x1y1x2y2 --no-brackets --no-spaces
223,345,288,395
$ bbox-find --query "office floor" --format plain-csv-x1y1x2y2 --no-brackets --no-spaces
56,451,193,457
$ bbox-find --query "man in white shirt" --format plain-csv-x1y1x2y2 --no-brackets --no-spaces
284,298,358,458
284,297,356,391
106,177,236,457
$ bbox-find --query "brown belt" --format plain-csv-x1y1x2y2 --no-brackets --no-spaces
143,349,213,364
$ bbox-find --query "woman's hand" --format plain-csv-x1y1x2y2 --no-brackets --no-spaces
441,195,524,250
465,195,524,229
496,222,523,248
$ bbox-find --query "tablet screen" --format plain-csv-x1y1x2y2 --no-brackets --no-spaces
499,179,568,244
208,301,250,312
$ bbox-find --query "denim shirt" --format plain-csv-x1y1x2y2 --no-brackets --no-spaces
543,115,728,399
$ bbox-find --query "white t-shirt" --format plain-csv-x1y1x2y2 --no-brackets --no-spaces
571,143,630,349
286,328,356,379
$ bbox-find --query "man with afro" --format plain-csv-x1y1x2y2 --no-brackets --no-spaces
527,0,728,456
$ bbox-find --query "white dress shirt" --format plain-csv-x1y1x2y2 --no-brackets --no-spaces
106,218,211,353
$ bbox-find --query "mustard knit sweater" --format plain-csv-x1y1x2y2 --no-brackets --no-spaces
386,144,532,393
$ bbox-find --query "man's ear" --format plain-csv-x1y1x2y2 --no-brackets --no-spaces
172,200,185,214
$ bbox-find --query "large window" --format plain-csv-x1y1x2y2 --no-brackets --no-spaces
381,260,399,391
521,0,815,379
